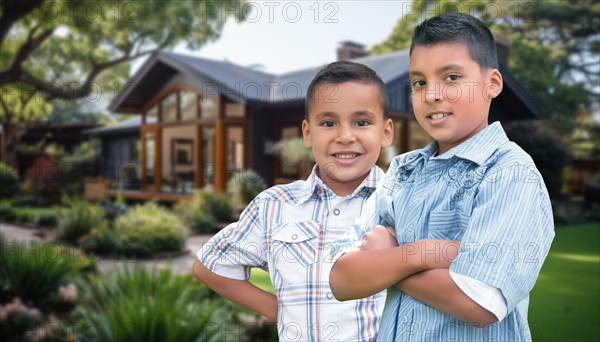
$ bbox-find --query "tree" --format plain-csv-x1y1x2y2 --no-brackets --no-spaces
371,0,599,197
371,0,597,135
0,0,247,99
0,0,247,163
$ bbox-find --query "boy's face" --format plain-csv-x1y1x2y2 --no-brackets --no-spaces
302,81,393,196
409,42,503,154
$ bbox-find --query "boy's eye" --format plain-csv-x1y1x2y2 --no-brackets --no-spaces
411,80,425,90
355,120,371,127
445,74,460,81
320,121,335,127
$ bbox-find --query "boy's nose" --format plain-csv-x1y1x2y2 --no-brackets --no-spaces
424,82,442,103
335,125,356,144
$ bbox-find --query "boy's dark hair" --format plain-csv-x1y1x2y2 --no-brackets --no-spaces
305,60,389,120
410,13,499,69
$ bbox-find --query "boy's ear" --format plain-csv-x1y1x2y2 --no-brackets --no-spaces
486,68,503,100
301,119,312,148
381,118,394,148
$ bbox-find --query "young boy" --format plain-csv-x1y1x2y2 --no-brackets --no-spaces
330,13,555,341
193,61,402,341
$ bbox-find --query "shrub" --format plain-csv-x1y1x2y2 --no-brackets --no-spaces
80,226,121,256
505,121,568,198
0,205,17,222
197,190,233,222
0,242,79,308
74,266,244,341
37,214,59,228
227,169,267,206
174,199,218,234
114,202,188,258
0,162,20,199
57,199,106,244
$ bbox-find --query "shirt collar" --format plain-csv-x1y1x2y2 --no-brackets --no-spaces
295,164,383,204
432,121,509,165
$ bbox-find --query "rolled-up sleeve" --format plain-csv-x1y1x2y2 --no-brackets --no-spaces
450,161,555,312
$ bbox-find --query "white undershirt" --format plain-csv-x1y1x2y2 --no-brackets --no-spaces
450,271,508,321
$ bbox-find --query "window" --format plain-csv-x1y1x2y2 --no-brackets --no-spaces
181,91,198,121
161,92,178,122
202,127,215,187
225,102,245,117
146,105,158,123
200,93,219,118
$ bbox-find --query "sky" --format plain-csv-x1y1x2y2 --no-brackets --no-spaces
135,1,411,75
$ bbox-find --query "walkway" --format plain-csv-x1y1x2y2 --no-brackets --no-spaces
0,223,213,274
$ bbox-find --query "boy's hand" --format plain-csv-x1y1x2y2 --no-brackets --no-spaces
361,225,398,251
416,239,460,269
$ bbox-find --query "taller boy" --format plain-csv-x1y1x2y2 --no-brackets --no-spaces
330,13,555,341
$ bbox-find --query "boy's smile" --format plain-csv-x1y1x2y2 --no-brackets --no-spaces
302,81,393,196
409,42,503,154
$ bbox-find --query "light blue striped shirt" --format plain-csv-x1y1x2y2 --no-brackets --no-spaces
369,122,554,341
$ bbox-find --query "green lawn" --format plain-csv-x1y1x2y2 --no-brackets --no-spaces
529,223,600,341
249,223,600,341
250,268,274,293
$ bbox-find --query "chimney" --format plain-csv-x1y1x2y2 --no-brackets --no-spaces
493,33,509,67
337,41,368,61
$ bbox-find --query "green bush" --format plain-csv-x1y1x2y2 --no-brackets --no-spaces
74,266,245,341
0,162,20,199
37,213,59,228
198,190,233,222
189,211,218,234
174,200,218,234
80,226,121,256
57,199,106,244
227,169,267,206
505,121,568,198
0,242,79,308
114,202,188,258
0,205,17,222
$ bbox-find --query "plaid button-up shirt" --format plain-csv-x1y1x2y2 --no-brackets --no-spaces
198,166,386,341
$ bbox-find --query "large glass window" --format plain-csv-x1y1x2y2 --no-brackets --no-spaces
162,93,178,122
200,93,219,118
161,125,196,194
202,127,215,188
146,105,158,124
227,127,244,179
181,91,198,121
144,132,155,190
409,120,431,150
225,102,245,118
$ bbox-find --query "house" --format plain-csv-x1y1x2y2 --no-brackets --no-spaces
91,41,547,202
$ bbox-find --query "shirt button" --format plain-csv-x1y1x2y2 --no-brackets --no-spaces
291,234,298,240
326,292,334,299
333,209,340,216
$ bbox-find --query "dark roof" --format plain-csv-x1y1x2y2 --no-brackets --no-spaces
83,116,155,136
109,50,547,120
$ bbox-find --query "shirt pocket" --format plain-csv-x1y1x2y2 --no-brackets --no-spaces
427,210,467,240
271,221,320,277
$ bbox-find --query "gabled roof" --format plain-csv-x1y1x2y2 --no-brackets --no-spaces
83,116,156,136
109,50,410,111
109,50,547,119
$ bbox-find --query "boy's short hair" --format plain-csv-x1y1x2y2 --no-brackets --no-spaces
410,13,499,70
305,60,389,120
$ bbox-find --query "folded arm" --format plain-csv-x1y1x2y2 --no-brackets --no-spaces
330,231,458,301
396,269,497,327
192,259,277,321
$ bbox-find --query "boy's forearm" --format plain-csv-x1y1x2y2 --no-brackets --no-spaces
396,269,497,327
192,259,277,321
330,239,458,301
